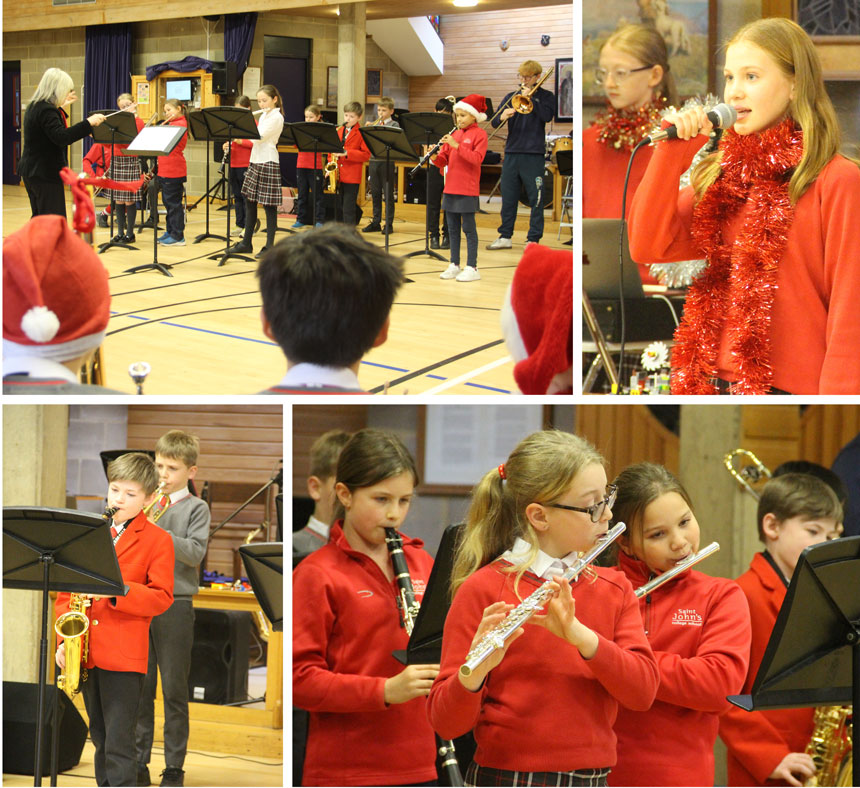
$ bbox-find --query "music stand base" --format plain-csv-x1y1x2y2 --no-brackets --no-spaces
404,247,447,262
212,251,255,266
125,262,174,277
98,240,138,254
194,232,228,244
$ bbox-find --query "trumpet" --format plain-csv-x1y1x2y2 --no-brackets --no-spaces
634,542,721,598
460,522,626,677
143,481,170,523
724,449,772,501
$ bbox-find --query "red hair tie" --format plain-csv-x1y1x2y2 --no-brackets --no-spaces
498,464,507,480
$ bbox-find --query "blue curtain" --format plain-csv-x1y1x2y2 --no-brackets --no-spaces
83,23,132,156
224,13,258,80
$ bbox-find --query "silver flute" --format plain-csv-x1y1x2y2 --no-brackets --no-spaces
459,522,626,677
634,541,720,598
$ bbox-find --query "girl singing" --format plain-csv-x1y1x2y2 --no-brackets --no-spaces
608,462,751,787
292,429,438,786
427,431,658,787
627,17,860,394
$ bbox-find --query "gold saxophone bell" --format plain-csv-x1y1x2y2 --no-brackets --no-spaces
511,66,555,114
55,594,92,699
804,705,853,786
723,449,772,501
324,158,339,193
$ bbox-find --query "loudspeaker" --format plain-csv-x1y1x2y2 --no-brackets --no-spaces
2,681,88,775
188,609,249,704
212,61,238,95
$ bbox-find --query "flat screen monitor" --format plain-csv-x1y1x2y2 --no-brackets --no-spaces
166,79,192,102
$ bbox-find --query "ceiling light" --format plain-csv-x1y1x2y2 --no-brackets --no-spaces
452,0,478,6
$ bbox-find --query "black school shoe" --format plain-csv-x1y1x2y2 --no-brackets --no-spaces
96,212,109,228
123,233,136,244
429,236,440,249
228,241,253,254
440,235,450,250
136,762,151,786
362,221,382,233
160,767,184,787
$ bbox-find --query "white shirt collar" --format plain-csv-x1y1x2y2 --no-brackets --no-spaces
501,536,582,580
2,355,78,382
278,363,362,391
305,515,330,540
168,487,192,505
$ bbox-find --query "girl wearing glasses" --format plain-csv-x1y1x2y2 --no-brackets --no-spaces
583,24,678,285
607,462,751,787
428,431,658,787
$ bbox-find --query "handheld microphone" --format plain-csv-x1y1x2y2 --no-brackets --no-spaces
645,103,737,144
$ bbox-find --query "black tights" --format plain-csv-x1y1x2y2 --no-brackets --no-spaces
112,202,137,236
243,202,277,249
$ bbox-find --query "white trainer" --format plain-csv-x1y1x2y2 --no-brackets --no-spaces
486,236,512,250
440,264,460,279
456,266,481,282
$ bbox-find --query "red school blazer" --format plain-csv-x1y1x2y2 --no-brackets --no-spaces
56,509,174,674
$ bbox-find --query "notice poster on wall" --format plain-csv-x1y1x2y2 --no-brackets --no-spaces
243,66,261,99
136,82,150,106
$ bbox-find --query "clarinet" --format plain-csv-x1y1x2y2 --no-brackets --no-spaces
460,522,627,677
384,528,464,788
634,542,720,598
218,143,230,176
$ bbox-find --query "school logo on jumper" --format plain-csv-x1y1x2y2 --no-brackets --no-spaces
412,579,427,597
671,608,703,626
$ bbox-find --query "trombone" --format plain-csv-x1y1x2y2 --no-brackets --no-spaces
724,449,772,501
486,66,555,142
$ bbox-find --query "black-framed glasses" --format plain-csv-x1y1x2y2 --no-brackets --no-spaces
544,485,617,522
594,65,653,85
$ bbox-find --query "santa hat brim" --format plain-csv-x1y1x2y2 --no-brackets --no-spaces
453,101,487,123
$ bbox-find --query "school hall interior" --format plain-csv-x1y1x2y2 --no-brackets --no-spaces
2,0,572,395
291,402,858,786
3,404,283,786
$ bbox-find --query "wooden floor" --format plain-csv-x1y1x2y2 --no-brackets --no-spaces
3,185,572,395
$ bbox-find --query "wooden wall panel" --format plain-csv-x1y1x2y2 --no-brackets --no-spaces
409,4,573,154
799,406,860,467
126,405,282,578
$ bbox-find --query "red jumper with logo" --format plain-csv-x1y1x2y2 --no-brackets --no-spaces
292,521,437,786
609,550,752,787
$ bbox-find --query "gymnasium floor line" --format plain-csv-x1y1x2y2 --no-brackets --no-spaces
110,291,259,318
110,268,255,295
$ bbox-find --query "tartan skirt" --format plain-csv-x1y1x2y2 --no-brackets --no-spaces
104,153,144,202
465,763,610,787
241,161,282,206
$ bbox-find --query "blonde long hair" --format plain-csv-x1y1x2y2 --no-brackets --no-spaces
450,431,605,597
603,24,679,108
691,17,846,204
31,68,74,107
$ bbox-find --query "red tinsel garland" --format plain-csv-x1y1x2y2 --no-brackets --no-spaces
671,117,804,395
593,99,667,152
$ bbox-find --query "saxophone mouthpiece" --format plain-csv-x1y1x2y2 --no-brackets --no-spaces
102,506,119,521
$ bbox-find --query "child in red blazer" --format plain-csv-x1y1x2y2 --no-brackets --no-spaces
55,452,174,787
428,431,658,786
293,429,438,786
433,94,488,282
156,99,188,246
331,101,371,227
293,104,326,228
608,462,751,787
719,473,842,786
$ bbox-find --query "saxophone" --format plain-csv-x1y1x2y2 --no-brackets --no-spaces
55,505,118,698
384,528,464,787
324,157,339,192
804,705,853,787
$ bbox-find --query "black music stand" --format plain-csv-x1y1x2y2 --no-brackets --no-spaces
238,542,283,632
358,126,418,253
401,112,453,262
271,123,299,237
122,125,187,277
186,110,228,244
91,110,140,254
3,507,127,787
289,121,345,227
197,107,260,266
727,536,859,783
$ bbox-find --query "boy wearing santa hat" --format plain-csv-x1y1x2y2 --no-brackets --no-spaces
3,215,123,393
432,93,488,282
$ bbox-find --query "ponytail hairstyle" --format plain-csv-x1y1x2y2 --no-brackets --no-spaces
332,428,419,522
436,95,455,115
691,17,850,204
31,67,74,108
603,24,679,108
450,431,605,598
235,94,252,109
258,84,285,116
164,98,187,118
610,462,694,561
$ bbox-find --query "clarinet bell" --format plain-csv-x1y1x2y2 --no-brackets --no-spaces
128,361,151,395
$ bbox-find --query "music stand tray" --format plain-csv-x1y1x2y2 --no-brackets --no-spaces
727,536,859,781
238,542,283,632
3,506,127,784
90,110,141,254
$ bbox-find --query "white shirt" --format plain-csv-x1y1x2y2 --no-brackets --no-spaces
304,515,330,540
275,363,362,391
2,355,78,382
250,108,285,165
501,536,583,580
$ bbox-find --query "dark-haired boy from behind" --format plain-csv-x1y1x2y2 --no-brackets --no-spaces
55,453,174,788
135,431,210,788
718,473,843,787
256,224,405,393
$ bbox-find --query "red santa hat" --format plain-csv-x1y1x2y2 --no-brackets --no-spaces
501,244,573,395
453,94,488,123
3,215,111,360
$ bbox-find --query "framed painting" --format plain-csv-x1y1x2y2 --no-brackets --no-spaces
326,66,338,108
583,0,716,104
366,68,382,102
555,57,573,121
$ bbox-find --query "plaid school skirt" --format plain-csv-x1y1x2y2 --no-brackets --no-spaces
241,161,282,206
465,763,610,787
104,153,144,202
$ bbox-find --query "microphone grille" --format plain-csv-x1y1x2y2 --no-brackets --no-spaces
712,103,738,129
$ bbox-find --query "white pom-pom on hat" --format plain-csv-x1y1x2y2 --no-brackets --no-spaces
21,305,61,343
